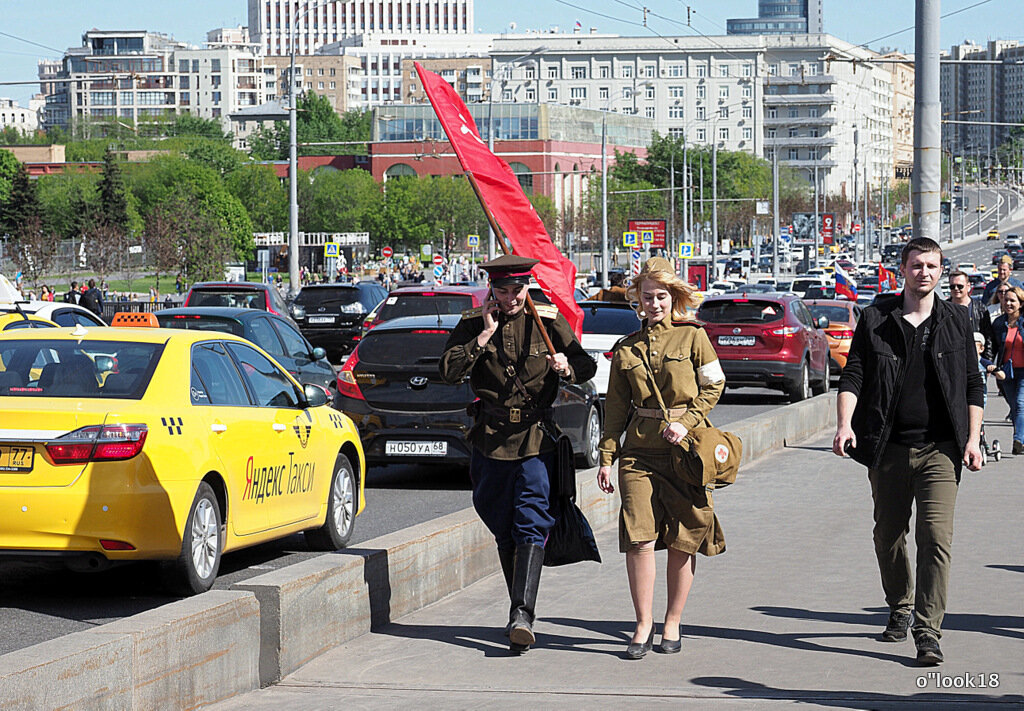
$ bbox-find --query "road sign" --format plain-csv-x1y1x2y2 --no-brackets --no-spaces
852,223,862,233
382,246,394,258
467,234,480,247
433,254,444,265
622,231,638,247
628,219,666,249
325,243,339,258
678,242,694,259
640,230,654,245
756,200,770,215
631,250,642,277
433,265,444,278
128,245,143,254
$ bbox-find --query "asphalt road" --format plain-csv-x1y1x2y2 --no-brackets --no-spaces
2,185,1021,657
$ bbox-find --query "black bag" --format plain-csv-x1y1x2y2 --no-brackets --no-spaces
544,495,601,567
549,433,575,499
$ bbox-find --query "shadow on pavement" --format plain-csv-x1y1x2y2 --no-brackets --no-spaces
753,605,1024,641
987,564,1024,575
690,676,1023,710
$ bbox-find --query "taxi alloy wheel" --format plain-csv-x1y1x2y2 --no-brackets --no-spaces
306,454,356,551
165,482,222,595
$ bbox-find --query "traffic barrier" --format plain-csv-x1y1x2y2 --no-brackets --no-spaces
0,393,837,702
0,591,259,710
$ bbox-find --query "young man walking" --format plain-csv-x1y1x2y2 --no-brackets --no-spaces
833,237,984,665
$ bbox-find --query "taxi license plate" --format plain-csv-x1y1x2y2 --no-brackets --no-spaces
0,445,35,472
307,316,335,324
385,441,447,456
718,335,756,347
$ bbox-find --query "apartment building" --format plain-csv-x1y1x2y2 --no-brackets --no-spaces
883,52,915,180
42,30,267,144
493,33,892,197
0,97,42,135
249,0,473,58
401,56,491,104
941,39,1024,163
263,55,363,113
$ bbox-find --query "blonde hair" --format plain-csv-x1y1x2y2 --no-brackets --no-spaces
625,260,697,321
1003,285,1024,311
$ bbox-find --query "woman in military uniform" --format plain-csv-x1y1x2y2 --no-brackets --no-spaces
596,257,726,659
440,254,596,654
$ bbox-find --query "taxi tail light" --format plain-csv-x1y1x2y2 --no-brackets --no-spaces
100,539,136,551
337,350,365,401
46,424,148,464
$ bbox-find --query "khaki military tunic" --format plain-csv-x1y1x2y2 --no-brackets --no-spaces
599,319,727,555
440,304,597,460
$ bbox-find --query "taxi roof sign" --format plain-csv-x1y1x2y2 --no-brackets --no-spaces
111,312,160,328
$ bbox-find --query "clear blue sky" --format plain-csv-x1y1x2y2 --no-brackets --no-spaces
2,0,1020,107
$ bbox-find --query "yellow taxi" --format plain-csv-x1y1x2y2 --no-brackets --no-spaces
0,312,58,331
987,229,1000,241
0,325,365,594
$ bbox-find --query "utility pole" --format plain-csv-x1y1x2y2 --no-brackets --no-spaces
813,165,820,267
600,113,609,289
712,136,719,281
912,0,941,241
773,148,780,280
669,148,676,261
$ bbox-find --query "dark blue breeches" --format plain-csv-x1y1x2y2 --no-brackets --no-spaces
469,448,555,549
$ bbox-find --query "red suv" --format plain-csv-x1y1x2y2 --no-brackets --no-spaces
697,293,831,402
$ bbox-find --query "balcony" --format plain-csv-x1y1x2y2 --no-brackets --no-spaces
764,74,836,86
763,94,836,106
763,115,837,127
779,158,838,169
764,136,838,147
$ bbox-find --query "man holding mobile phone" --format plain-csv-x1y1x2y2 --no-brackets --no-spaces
440,254,595,654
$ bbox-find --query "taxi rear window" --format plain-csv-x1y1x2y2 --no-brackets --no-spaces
0,340,164,399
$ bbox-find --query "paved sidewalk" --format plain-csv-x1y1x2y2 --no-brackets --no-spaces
214,407,1023,710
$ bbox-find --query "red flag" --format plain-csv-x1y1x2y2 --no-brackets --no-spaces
878,262,897,291
414,62,583,337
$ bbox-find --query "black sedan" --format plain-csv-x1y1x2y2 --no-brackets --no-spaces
155,307,336,392
333,314,602,469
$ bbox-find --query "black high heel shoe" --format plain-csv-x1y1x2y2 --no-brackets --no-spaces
626,628,655,659
657,626,681,654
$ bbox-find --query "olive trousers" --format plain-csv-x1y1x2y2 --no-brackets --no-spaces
867,440,959,640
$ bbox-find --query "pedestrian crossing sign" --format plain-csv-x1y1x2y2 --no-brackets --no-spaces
324,243,339,258
622,231,638,247
467,234,479,247
640,230,654,244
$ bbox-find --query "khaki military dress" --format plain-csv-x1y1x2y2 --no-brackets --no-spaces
599,319,727,555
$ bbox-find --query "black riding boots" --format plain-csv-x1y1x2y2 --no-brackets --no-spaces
505,543,544,654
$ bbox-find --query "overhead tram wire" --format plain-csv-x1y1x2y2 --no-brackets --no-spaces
853,0,995,50
0,30,64,54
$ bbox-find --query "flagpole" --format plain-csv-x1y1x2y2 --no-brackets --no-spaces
464,170,558,355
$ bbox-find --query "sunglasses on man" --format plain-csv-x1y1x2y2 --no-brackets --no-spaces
949,284,967,291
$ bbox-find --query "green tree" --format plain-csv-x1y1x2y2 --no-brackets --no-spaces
36,171,100,240
145,185,235,288
128,155,253,259
97,146,130,232
0,148,19,207
0,162,41,236
225,164,289,232
300,168,382,233
166,114,231,140
248,99,371,159
182,138,245,176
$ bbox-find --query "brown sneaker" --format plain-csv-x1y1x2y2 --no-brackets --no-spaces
881,609,912,642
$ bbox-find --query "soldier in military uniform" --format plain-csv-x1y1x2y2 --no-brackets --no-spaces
439,254,596,654
596,257,726,659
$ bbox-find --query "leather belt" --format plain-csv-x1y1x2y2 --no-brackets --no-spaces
635,406,688,419
480,402,552,425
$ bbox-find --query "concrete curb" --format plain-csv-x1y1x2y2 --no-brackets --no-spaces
0,393,837,708
0,590,260,710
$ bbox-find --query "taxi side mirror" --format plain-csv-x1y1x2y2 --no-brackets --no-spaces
303,383,329,408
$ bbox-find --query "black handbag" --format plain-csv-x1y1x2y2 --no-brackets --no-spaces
544,494,601,567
